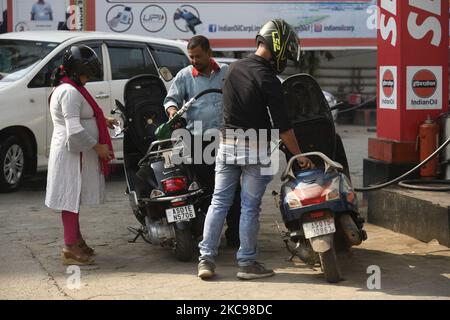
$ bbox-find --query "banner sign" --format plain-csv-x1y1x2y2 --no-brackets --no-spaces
5,1,450,51
10,0,87,32
95,0,379,49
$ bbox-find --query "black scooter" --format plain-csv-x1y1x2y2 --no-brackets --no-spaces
113,74,214,261
274,74,367,283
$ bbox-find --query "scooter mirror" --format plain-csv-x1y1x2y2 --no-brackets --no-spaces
159,66,174,82
113,99,126,114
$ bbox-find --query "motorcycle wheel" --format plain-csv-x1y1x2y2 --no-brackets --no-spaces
319,245,342,283
175,226,194,262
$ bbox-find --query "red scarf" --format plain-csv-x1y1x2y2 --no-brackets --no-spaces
191,59,221,77
60,76,115,177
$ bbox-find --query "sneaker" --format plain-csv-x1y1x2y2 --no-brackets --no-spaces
198,259,215,279
236,261,274,280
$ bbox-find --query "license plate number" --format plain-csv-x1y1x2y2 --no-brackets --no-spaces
303,218,336,239
165,205,195,223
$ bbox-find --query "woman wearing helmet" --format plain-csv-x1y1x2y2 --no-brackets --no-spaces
45,45,117,265
197,19,313,280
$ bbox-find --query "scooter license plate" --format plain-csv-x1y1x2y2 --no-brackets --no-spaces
165,205,196,223
303,218,336,239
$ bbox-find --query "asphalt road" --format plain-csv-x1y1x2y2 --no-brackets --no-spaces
1,125,449,300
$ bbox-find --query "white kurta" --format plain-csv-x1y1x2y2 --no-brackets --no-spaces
45,84,105,213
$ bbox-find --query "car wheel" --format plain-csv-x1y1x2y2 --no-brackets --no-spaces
0,136,26,193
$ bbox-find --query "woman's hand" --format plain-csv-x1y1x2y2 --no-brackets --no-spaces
105,117,119,129
94,143,113,161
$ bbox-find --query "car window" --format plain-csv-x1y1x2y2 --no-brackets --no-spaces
28,43,104,88
0,40,58,83
108,44,157,80
85,45,103,82
148,44,189,77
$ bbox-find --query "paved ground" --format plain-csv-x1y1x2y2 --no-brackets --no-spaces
1,125,449,300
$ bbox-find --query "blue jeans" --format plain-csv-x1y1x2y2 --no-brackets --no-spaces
198,143,273,267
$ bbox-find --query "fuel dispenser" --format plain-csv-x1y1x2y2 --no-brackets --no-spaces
419,117,439,179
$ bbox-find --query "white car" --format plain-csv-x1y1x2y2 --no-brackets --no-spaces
0,31,190,192
215,57,339,121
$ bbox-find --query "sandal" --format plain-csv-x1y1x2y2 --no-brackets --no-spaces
61,246,95,266
77,239,95,256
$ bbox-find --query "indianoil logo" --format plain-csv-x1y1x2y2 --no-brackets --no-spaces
412,69,437,99
382,69,395,98
379,66,397,110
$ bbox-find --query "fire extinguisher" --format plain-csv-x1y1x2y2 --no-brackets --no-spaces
419,116,439,178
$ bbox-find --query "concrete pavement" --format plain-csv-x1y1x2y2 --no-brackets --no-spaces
0,125,449,300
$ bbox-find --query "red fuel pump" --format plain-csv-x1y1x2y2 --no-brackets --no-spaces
419,117,439,178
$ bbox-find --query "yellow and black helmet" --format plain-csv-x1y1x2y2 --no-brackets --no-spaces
256,19,300,74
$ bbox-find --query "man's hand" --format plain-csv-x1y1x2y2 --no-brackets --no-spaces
167,106,183,129
280,129,314,170
105,117,119,129
167,106,178,119
297,156,314,170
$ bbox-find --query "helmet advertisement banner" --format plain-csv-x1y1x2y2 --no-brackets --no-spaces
5,0,450,50
96,0,379,49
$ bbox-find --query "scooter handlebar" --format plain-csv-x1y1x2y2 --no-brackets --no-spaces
281,152,344,181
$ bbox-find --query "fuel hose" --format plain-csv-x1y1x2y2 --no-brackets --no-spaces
354,135,450,192
332,98,450,192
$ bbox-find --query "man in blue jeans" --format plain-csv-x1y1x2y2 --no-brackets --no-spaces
198,19,313,280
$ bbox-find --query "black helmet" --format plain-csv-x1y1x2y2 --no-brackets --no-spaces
62,45,102,80
256,19,300,74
